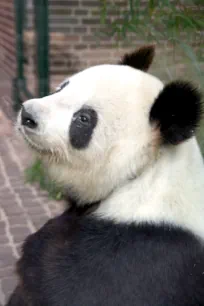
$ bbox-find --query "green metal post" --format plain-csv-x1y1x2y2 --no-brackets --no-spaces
13,0,34,110
34,0,50,97
14,0,25,80
13,0,26,111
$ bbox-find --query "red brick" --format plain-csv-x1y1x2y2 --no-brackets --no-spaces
4,206,24,216
65,35,80,42
82,18,100,25
9,226,31,237
0,235,9,244
0,222,6,233
73,27,88,34
0,0,15,77
74,9,88,15
0,266,15,278
1,276,17,294
51,0,79,6
81,1,99,6
0,254,15,269
7,216,27,226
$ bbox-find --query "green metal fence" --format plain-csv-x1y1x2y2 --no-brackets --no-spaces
13,0,50,111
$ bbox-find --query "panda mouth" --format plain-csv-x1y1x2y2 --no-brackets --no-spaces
18,127,65,163
18,126,50,155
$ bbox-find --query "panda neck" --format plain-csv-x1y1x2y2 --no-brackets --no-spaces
95,138,204,239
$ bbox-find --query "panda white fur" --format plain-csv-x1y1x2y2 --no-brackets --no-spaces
7,46,204,306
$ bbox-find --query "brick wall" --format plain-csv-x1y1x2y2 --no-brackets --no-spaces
48,0,141,77
0,0,16,78
25,0,142,89
24,1,203,90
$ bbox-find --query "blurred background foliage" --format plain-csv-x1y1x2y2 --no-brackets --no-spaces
99,0,204,147
99,0,203,84
26,159,64,201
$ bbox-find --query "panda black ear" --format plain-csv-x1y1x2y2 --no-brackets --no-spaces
120,45,155,71
150,81,203,145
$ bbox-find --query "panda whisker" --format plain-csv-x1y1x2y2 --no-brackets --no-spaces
55,132,69,161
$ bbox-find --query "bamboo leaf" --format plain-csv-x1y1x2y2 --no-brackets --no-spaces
149,0,156,15
178,42,202,77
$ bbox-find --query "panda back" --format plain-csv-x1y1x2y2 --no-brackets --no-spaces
17,210,204,306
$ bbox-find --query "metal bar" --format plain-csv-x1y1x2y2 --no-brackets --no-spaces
13,0,26,110
14,0,25,80
12,77,34,111
13,0,34,111
34,0,50,97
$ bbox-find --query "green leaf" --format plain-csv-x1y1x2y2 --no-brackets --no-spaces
100,0,107,24
149,0,156,15
55,192,63,201
192,19,204,29
178,42,203,82
25,159,64,201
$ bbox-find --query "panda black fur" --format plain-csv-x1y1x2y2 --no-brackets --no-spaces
7,46,204,306
7,206,204,306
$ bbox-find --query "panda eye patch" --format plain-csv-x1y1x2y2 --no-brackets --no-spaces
70,107,98,149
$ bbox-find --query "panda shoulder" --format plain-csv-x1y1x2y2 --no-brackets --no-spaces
17,210,73,276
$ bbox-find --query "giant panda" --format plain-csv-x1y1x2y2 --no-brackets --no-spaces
7,45,204,306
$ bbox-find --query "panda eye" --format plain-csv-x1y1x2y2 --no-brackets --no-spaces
78,114,90,124
70,106,98,149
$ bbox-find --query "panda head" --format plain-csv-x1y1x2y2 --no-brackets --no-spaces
17,46,203,208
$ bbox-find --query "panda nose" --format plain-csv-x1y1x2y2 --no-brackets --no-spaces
21,106,38,129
